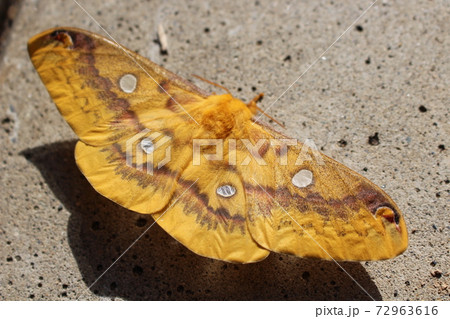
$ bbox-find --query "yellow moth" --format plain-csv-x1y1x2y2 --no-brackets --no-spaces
28,27,408,263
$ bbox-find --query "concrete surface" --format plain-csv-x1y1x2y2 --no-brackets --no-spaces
0,0,448,300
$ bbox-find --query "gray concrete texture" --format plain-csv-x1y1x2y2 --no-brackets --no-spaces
0,0,448,300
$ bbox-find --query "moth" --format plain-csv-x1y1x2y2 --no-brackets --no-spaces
28,27,408,263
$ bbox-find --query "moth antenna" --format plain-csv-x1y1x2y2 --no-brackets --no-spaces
192,74,231,95
255,105,286,129
249,93,286,129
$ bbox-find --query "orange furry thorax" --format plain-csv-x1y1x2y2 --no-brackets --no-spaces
199,94,255,138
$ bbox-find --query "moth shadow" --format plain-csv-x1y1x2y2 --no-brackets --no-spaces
23,141,383,300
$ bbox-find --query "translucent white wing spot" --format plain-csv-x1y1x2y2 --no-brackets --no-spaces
140,138,154,154
217,185,236,198
292,169,313,188
119,74,137,93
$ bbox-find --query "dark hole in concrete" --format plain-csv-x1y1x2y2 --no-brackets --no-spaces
419,105,427,112
368,132,380,146
338,139,347,147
